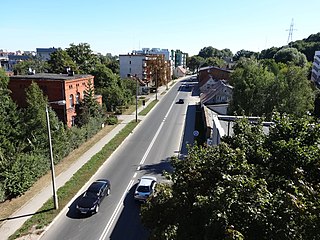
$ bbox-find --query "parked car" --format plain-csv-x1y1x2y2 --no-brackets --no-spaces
134,176,157,202
76,179,111,215
177,98,184,104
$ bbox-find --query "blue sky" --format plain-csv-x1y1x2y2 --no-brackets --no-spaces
1,0,319,56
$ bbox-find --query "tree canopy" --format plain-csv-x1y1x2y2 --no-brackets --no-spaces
141,115,320,240
228,58,314,119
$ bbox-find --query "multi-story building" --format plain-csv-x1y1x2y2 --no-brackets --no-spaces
9,73,102,127
172,49,187,69
311,51,320,84
36,47,57,61
119,53,171,87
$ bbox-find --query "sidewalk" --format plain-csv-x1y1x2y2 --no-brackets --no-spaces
0,84,172,240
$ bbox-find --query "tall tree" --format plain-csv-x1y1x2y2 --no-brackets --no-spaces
233,49,258,61
228,58,274,118
48,48,78,74
187,55,205,73
66,43,99,74
228,59,314,119
0,69,25,199
141,116,320,239
13,57,49,75
274,47,307,67
76,79,102,126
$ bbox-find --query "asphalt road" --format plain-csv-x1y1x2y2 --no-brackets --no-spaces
40,77,196,240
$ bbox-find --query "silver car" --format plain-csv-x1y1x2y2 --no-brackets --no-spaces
134,176,157,202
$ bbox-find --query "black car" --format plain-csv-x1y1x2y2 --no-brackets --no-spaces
76,179,111,215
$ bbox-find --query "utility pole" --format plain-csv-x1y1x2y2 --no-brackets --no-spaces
286,18,297,47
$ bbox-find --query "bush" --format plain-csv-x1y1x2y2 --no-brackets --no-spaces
106,115,118,125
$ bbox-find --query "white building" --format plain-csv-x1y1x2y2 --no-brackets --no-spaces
119,54,148,80
311,51,320,84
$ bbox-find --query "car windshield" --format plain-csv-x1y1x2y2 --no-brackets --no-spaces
137,185,150,193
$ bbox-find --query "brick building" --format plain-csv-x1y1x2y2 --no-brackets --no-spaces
9,73,102,127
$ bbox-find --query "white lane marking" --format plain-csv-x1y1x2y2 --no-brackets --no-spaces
99,92,179,239
138,99,176,166
99,179,135,240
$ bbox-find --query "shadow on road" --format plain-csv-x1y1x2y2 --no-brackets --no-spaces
180,104,197,156
140,157,173,175
66,193,92,219
109,184,149,240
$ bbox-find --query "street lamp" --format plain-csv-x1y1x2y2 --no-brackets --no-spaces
46,100,66,210
135,75,138,122
128,74,138,122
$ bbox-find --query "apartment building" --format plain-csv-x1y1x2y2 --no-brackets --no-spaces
9,73,102,127
119,53,171,87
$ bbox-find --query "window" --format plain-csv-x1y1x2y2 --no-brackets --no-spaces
69,94,74,108
76,92,80,104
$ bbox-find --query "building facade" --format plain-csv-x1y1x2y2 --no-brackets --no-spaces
36,47,57,61
311,51,320,84
119,53,171,87
9,73,102,127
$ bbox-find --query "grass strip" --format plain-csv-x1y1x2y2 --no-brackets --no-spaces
139,100,158,116
9,120,140,240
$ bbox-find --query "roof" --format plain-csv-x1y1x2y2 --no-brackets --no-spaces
10,73,93,81
200,80,233,104
199,66,232,73
139,176,157,186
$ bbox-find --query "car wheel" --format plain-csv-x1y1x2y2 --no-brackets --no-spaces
107,188,110,196
95,205,99,213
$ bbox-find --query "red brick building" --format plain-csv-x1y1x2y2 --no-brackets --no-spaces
9,73,102,127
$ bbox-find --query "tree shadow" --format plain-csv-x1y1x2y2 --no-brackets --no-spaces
139,157,173,175
109,183,149,240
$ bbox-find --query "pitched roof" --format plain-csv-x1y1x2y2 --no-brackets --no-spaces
200,80,233,104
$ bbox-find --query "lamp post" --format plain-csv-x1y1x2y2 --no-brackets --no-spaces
46,100,66,210
129,74,138,122
135,75,138,122
155,68,158,101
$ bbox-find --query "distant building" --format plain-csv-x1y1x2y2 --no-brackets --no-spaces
9,73,102,127
119,53,171,87
36,47,57,61
198,66,232,90
311,50,320,84
132,48,171,61
172,49,187,69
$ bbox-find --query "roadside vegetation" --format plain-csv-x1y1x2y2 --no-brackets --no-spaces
9,120,139,239
139,100,159,116
141,114,320,239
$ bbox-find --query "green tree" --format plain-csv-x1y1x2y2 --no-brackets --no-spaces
141,116,320,239
66,43,99,74
205,57,226,68
228,59,314,119
233,49,258,61
187,55,205,73
259,47,280,60
275,64,314,116
48,48,78,74
274,47,307,67
76,79,102,126
13,57,49,75
228,58,274,118
0,69,24,199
